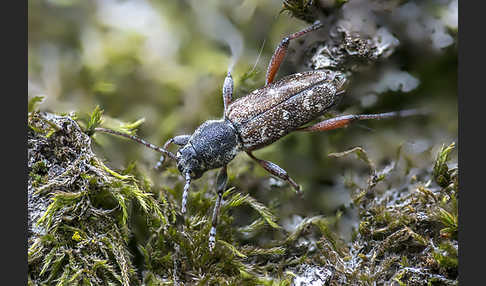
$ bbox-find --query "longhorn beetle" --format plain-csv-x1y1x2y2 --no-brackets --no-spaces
96,20,423,251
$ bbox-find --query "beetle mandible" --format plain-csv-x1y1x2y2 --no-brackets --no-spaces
97,20,420,251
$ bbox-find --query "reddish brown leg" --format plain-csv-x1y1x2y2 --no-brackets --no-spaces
246,152,301,195
265,21,323,86
297,110,425,132
222,72,233,118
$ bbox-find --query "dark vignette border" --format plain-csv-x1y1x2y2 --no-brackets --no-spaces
458,0,482,285
5,0,28,284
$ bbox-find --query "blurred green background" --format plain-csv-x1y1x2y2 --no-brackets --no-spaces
28,0,457,240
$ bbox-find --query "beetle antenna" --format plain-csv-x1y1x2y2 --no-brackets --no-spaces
249,38,266,75
94,127,176,161
181,173,191,214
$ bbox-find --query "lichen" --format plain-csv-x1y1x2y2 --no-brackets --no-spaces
288,143,459,285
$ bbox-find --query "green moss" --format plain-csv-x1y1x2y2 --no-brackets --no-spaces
30,112,333,285
316,143,459,284
59,120,456,285
78,121,459,284
31,160,48,175
29,160,49,187
28,113,163,286
433,241,458,270
433,143,456,188
281,0,347,22
281,0,319,23
28,96,44,114
85,105,104,136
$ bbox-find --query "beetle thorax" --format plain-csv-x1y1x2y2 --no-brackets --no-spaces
176,119,240,179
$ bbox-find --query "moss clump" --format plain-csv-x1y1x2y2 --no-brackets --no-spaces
27,109,458,285
27,110,311,285
433,143,457,189
281,0,346,23
29,160,48,188
287,143,458,285
28,111,162,286
138,187,290,285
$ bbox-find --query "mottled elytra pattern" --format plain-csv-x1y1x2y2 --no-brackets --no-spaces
228,70,332,123
227,70,346,150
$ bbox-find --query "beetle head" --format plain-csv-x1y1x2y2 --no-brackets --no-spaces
176,144,205,180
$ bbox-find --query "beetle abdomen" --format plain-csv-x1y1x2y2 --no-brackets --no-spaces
228,70,346,150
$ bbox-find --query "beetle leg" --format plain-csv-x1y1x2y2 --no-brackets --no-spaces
296,109,425,132
209,165,228,252
155,135,191,169
181,172,192,214
246,152,301,195
222,72,233,118
265,21,323,86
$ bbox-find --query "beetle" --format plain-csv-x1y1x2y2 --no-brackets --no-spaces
96,20,421,251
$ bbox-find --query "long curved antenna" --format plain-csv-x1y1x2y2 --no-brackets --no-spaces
249,38,266,75
94,127,176,161
181,173,191,214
